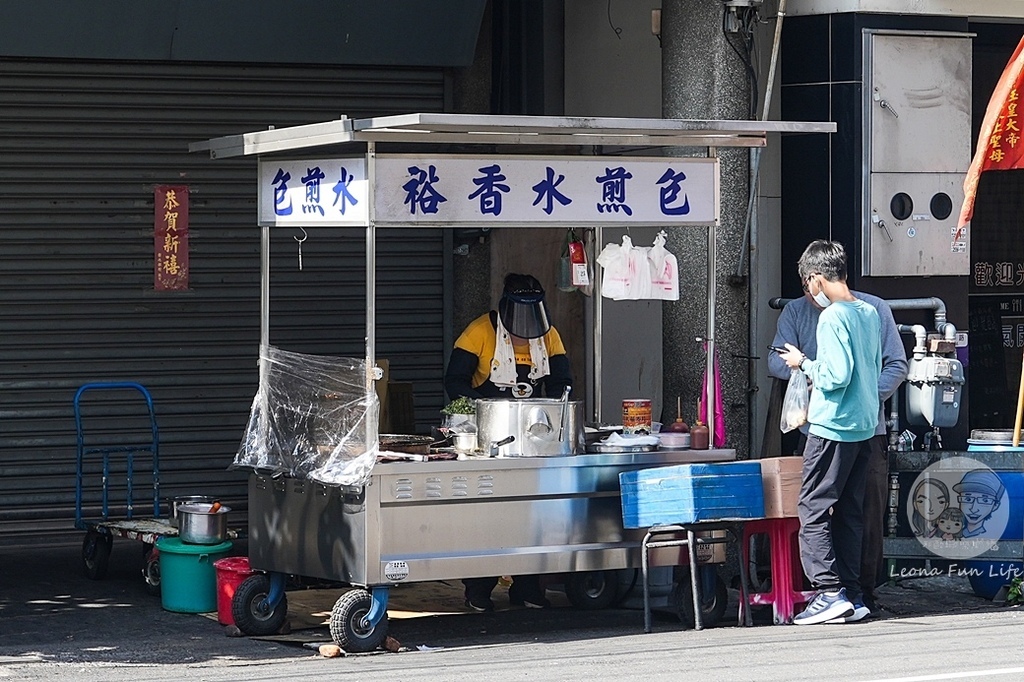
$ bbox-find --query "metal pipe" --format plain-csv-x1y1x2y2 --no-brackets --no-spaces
770,295,957,338
594,226,604,424
706,148,718,440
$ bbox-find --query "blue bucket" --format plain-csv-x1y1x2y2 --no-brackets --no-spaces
965,430,1024,600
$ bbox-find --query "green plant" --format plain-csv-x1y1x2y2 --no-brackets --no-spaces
441,397,475,416
1006,576,1024,605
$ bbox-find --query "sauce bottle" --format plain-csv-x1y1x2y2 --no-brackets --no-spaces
663,396,689,433
690,420,710,450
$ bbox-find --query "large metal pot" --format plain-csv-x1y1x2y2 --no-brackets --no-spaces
475,398,585,457
177,502,231,544
171,495,217,528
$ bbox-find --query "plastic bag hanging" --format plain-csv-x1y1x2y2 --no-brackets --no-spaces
596,236,629,299
567,230,590,287
558,229,576,292
647,230,679,301
780,367,811,433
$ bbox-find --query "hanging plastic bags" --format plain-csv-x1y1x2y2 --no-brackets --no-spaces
596,232,678,301
596,235,631,300
780,367,812,433
648,230,679,301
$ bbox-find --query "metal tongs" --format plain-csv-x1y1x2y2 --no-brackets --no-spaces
557,385,572,442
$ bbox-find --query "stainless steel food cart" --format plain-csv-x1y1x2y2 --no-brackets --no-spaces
191,114,834,650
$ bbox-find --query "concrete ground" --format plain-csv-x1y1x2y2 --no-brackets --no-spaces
0,533,1018,680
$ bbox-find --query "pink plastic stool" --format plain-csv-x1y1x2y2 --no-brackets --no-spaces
740,517,816,624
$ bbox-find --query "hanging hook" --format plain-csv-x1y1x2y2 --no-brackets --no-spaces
294,227,307,271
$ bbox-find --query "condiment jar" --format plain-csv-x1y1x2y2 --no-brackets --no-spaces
690,420,710,450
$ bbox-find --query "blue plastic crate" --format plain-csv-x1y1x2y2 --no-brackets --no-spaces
619,461,766,529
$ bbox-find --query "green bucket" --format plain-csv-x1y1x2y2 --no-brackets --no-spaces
156,537,233,613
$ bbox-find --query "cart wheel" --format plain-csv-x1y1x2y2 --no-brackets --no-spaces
673,568,728,628
329,589,388,653
565,570,620,610
231,574,289,636
143,547,161,596
81,530,112,580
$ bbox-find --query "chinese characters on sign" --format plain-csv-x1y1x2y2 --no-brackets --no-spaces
154,185,189,291
257,155,719,226
972,260,1024,289
261,158,369,226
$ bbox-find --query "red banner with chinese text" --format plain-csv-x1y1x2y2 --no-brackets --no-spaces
958,34,1024,234
154,185,190,291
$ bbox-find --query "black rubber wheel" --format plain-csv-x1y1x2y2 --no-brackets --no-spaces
142,547,161,596
329,589,388,653
231,574,289,636
81,530,112,580
565,570,620,610
673,568,729,629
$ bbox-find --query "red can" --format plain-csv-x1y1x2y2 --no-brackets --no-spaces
622,399,653,435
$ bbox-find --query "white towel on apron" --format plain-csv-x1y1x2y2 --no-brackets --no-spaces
490,315,550,388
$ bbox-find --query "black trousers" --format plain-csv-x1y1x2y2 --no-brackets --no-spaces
797,434,872,600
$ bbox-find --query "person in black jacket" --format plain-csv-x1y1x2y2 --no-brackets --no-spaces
444,273,573,611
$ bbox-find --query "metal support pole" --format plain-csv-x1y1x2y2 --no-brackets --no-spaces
706,148,718,441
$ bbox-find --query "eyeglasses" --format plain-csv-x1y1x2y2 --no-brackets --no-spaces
958,494,997,506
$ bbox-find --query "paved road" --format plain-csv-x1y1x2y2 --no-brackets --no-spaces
2,538,1022,681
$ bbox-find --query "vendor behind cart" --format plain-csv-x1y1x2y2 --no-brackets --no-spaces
444,272,573,611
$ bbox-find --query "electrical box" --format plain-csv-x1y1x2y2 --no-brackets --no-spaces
862,31,972,276
905,355,965,428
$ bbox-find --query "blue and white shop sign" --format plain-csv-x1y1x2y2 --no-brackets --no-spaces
258,155,719,227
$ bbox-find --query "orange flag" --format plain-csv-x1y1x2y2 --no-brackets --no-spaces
958,34,1024,239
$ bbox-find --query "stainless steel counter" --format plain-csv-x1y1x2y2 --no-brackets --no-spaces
248,449,737,587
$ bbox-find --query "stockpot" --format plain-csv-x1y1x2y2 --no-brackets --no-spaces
475,398,585,457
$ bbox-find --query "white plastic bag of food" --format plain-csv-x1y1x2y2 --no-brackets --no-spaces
647,230,679,301
780,367,811,433
597,237,629,299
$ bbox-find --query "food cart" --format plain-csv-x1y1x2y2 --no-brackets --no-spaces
191,114,834,650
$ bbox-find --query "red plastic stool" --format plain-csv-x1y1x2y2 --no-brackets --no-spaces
740,517,816,624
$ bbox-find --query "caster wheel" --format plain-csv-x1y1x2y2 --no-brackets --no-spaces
565,570,620,610
82,530,112,580
231,574,288,636
673,568,728,628
143,547,161,596
329,589,388,653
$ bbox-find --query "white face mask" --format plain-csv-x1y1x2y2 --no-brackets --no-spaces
807,274,831,308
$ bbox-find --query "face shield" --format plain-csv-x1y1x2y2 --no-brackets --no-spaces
497,282,551,339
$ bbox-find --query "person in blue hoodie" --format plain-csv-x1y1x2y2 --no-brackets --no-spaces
778,240,884,625
769,250,908,617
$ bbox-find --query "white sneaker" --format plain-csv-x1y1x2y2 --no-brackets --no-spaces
825,602,871,624
793,588,855,625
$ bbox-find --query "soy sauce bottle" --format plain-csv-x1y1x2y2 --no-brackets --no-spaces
690,420,710,450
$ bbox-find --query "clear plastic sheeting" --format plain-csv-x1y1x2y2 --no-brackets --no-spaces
234,346,378,487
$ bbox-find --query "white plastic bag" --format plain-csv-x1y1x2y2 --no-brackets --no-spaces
780,367,811,433
647,230,679,301
597,237,629,299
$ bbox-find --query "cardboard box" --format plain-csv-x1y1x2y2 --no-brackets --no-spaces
619,461,765,529
759,456,802,518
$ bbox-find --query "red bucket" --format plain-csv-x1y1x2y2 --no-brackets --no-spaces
213,556,255,626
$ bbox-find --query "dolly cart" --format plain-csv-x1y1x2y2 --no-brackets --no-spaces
74,382,176,593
